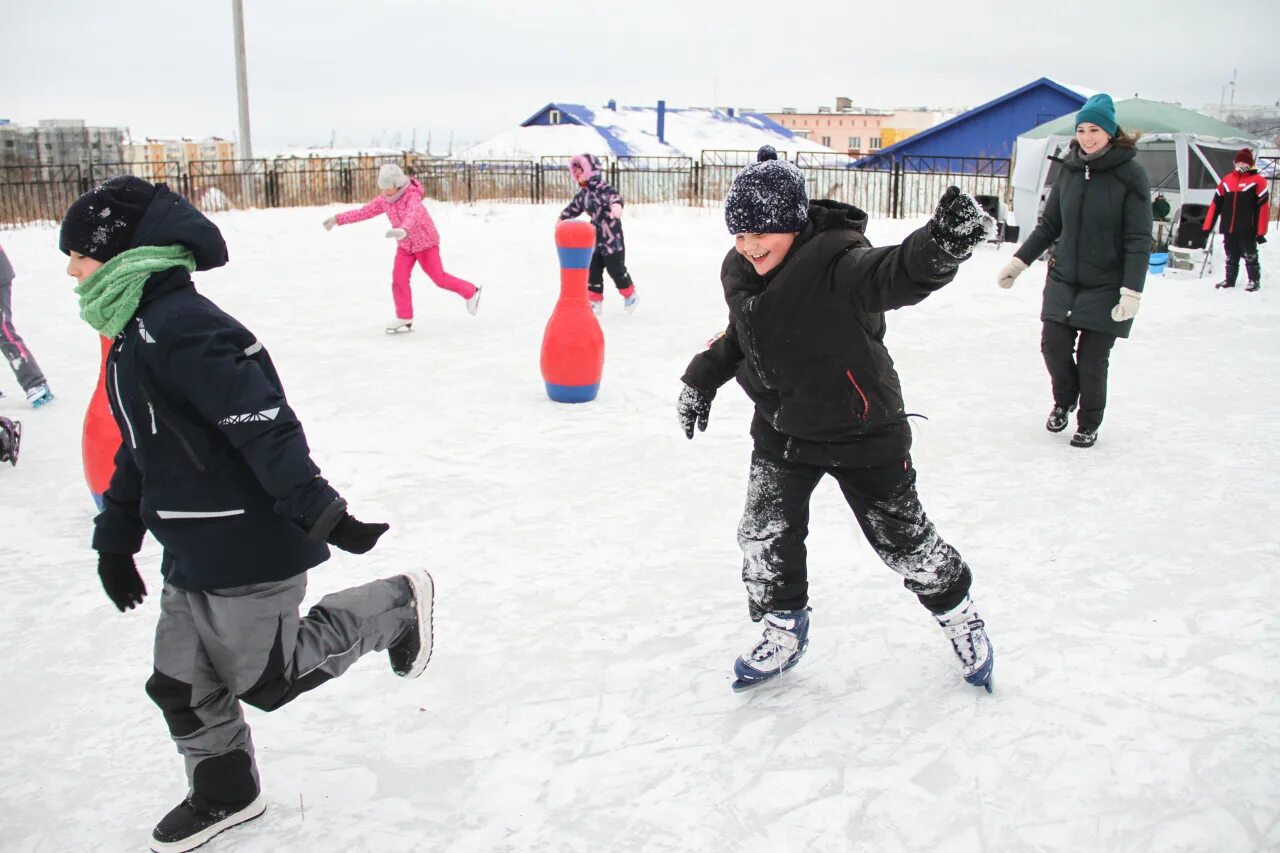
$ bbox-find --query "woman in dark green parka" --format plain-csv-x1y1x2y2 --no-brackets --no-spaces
997,94,1152,448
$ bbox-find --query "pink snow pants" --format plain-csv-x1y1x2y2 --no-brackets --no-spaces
391,246,477,320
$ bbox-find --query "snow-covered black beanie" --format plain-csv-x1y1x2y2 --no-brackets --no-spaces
59,175,157,262
724,146,808,234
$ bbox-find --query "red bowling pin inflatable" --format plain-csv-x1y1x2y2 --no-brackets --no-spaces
83,335,121,510
541,220,604,402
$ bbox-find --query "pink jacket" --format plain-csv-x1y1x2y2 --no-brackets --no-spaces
335,179,440,252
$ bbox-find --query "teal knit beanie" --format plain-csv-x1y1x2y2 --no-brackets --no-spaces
1076,94,1118,137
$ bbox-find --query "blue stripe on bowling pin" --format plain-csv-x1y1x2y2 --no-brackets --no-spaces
544,382,600,403
557,246,594,269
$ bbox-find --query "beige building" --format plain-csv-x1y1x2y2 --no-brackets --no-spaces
124,136,237,179
765,98,951,156
765,98,890,156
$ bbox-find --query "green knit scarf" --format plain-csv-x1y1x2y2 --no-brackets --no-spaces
76,246,197,338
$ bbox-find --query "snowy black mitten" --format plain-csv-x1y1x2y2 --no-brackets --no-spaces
322,216,337,231
386,228,407,240
98,552,147,612
677,384,714,439
327,513,390,554
929,186,992,258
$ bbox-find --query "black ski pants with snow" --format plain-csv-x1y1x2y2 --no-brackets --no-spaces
587,249,633,294
737,449,972,621
1040,320,1117,432
1223,234,1261,286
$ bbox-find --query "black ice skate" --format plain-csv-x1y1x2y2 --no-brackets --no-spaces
150,794,266,852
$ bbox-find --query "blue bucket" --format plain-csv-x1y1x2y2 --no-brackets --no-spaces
1148,252,1169,275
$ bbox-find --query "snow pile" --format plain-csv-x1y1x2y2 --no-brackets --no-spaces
1,204,1277,851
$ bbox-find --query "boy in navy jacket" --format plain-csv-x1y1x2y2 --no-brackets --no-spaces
61,176,434,852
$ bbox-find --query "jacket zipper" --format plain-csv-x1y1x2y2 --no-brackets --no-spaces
111,362,138,449
846,369,871,421
1067,169,1090,320
151,402,207,473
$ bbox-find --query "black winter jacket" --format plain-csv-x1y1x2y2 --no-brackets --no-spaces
1015,143,1152,339
682,200,963,468
93,185,343,591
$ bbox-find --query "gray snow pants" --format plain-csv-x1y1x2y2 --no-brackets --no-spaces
737,450,972,621
145,572,415,795
0,248,47,394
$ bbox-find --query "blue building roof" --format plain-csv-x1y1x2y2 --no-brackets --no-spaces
852,78,1089,171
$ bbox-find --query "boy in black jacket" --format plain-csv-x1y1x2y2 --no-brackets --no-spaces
60,176,434,853
678,146,994,693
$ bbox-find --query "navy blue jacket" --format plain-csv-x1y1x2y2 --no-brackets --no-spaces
92,186,344,591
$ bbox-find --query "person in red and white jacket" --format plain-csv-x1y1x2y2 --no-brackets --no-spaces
1203,147,1270,291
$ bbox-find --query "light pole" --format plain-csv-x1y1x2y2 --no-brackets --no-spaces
232,0,253,160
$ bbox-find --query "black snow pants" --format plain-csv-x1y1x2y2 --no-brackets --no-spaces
1040,319,1118,432
587,249,633,295
736,449,972,621
1223,234,1261,286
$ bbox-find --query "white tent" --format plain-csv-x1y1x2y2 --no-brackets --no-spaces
1010,99,1264,254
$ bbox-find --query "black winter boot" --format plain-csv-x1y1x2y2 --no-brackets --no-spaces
1215,279,1236,289
1246,280,1260,292
1069,429,1098,448
1046,404,1075,433
151,751,264,852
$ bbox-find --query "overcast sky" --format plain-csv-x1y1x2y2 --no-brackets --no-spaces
3,0,1276,154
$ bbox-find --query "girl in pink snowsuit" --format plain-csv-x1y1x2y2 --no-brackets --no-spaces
325,164,481,332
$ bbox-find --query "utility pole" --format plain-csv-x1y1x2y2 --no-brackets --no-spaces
232,0,253,160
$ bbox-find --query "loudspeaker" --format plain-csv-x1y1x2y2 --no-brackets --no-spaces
1173,204,1209,250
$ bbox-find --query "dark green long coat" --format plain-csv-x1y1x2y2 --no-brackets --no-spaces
1015,143,1152,338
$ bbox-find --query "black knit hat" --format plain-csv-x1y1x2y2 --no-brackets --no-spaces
724,146,808,234
59,175,158,262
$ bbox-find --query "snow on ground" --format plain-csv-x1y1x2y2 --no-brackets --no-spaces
1,203,1277,852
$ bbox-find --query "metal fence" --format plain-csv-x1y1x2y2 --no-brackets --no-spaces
0,150,1066,228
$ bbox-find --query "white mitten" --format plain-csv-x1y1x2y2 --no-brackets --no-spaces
609,202,623,220
997,257,1027,289
386,228,407,240
1111,287,1141,322
322,216,337,231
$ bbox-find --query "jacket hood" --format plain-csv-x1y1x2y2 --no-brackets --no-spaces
129,184,229,272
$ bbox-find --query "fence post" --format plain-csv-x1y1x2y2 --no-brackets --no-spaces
466,164,473,204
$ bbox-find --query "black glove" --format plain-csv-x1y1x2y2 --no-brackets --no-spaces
327,513,390,554
929,186,990,258
677,384,713,439
1258,235,1267,245
98,552,147,612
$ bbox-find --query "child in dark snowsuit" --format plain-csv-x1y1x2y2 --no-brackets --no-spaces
61,176,435,853
678,146,995,693
1204,147,1269,292
559,153,637,315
